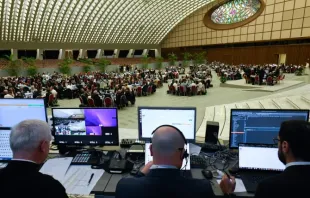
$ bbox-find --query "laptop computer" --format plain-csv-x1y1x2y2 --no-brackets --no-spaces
238,143,285,193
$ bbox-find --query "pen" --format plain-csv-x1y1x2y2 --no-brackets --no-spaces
223,170,231,179
88,173,94,186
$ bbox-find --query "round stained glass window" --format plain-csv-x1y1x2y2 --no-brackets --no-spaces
203,0,265,30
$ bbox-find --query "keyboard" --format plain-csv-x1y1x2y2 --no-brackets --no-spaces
190,155,206,169
0,130,12,161
197,143,226,152
120,139,145,148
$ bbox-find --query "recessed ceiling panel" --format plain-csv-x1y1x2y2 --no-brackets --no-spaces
0,0,215,45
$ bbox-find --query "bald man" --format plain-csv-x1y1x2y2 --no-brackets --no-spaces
116,125,215,198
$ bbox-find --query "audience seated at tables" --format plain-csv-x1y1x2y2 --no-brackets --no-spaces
0,119,68,198
0,68,163,108
211,61,288,86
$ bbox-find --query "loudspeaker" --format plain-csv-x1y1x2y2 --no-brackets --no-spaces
205,121,219,144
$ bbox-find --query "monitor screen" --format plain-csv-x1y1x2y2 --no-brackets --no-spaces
229,109,309,148
52,108,119,146
0,129,12,161
138,107,196,141
0,99,47,128
239,144,285,171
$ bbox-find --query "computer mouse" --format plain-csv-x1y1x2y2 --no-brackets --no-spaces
202,169,213,179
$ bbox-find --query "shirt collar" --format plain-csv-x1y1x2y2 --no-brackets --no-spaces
12,159,37,164
150,165,178,170
286,161,310,168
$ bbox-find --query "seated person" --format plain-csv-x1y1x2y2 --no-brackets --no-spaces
79,88,88,105
116,125,228,198
222,120,310,198
91,90,102,107
142,83,148,96
0,120,68,198
4,90,13,98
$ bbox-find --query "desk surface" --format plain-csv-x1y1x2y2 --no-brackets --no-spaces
93,168,254,197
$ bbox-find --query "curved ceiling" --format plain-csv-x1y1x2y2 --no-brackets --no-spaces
0,0,214,46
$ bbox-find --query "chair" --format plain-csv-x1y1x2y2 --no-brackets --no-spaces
136,87,142,97
254,76,259,84
267,76,273,85
169,86,176,95
191,86,197,96
179,86,186,96
147,86,152,95
87,98,95,107
104,97,113,107
79,96,83,104
48,94,55,107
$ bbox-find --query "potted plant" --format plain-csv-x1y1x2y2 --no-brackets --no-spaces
295,67,303,76
2,54,22,76
142,54,149,69
22,57,38,76
168,53,177,66
193,51,207,66
155,56,164,70
220,75,227,83
95,58,111,73
182,52,192,68
58,58,73,75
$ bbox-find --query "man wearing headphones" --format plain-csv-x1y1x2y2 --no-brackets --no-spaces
116,125,216,198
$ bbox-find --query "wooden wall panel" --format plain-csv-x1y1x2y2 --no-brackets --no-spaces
205,44,310,65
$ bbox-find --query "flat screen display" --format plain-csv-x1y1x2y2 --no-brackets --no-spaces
230,109,309,148
239,143,285,172
0,98,47,128
52,108,119,146
138,107,196,142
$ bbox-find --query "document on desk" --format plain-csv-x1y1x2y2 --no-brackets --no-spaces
189,143,201,156
61,165,104,195
217,179,246,193
39,157,73,182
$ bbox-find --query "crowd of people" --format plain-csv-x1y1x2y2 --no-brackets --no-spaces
0,67,164,109
211,62,289,86
167,65,212,96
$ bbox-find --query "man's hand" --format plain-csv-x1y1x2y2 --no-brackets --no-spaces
220,175,236,194
140,161,153,175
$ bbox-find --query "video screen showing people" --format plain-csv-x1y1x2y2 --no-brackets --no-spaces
52,108,119,146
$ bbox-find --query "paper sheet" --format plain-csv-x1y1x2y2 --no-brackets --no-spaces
145,143,191,170
61,165,104,195
40,157,72,182
217,179,247,193
189,143,201,156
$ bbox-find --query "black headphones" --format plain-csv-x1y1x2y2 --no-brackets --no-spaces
151,125,189,160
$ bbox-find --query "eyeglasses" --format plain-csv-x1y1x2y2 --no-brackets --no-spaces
273,137,280,145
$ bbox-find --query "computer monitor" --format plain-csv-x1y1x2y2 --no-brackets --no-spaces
239,143,285,172
52,108,119,146
138,107,196,142
0,98,47,128
0,129,12,161
230,109,309,149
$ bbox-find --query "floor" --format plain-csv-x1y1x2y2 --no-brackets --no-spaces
52,70,309,132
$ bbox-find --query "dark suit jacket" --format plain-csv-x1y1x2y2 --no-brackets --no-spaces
255,165,310,198
0,161,68,198
92,94,102,107
116,169,214,198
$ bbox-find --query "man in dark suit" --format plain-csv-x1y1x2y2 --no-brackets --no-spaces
116,125,225,198
91,90,102,107
221,120,310,198
0,120,68,198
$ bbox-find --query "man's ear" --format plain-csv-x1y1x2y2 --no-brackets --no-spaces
39,141,49,153
282,141,289,153
150,144,153,157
